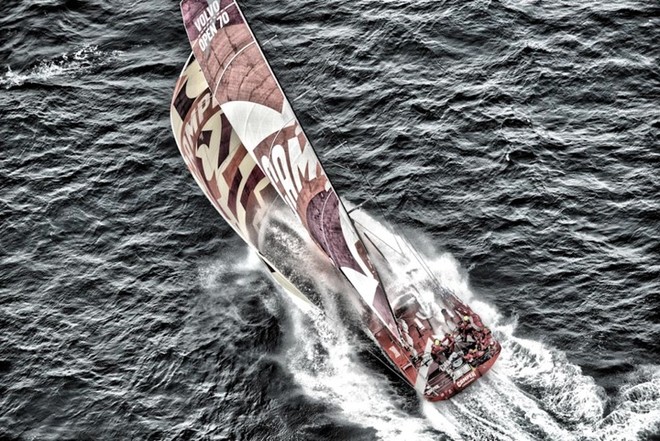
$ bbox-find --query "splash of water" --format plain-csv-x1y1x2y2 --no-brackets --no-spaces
284,301,439,441
276,209,660,440
201,202,659,440
1,45,121,88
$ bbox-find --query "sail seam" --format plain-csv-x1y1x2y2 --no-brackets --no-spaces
213,41,257,99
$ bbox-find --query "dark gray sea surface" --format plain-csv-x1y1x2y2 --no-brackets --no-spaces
1,0,659,440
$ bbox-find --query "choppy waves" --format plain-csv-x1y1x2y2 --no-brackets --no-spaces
1,0,659,439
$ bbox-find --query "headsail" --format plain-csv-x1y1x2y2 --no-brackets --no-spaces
180,0,400,339
170,54,279,249
171,54,317,312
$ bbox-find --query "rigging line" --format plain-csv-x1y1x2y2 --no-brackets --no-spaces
324,159,352,171
360,183,442,289
357,181,443,290
398,229,446,292
257,20,443,297
361,193,444,292
399,228,448,293
347,201,366,215
256,23,357,153
364,193,443,291
257,24,412,292
295,89,413,260
257,26,378,212
398,227,445,290
296,83,446,289
356,185,445,295
292,88,312,102
352,219,408,259
323,141,348,155
320,127,409,258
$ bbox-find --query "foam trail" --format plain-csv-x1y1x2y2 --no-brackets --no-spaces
587,366,660,441
405,250,658,440
1,46,122,88
284,302,438,441
345,210,660,440
225,209,660,440
262,216,439,440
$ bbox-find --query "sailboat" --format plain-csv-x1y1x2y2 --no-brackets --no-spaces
170,0,500,401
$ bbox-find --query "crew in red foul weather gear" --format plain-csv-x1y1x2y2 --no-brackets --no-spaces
441,333,455,353
431,338,447,364
476,326,491,347
457,316,473,338
471,314,484,331
464,348,476,365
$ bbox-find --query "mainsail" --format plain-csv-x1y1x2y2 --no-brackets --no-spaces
180,0,400,339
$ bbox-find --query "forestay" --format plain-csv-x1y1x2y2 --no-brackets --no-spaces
180,0,400,339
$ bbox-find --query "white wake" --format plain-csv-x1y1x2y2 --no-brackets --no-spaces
1,45,121,88
270,210,660,441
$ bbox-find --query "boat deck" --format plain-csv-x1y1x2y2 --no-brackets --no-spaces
372,297,501,401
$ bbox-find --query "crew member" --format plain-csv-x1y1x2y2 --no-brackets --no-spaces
441,332,455,353
464,348,476,365
474,326,491,350
458,315,473,337
431,338,447,364
472,347,486,365
441,309,457,331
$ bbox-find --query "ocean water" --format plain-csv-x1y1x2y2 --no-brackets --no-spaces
1,0,659,440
